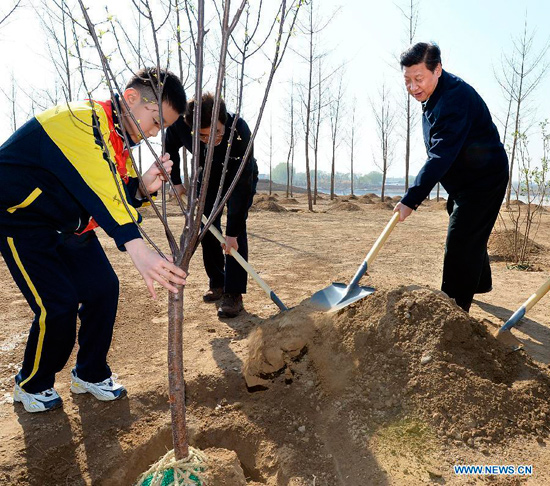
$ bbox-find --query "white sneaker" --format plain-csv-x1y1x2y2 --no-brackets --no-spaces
70,369,127,401
13,383,63,413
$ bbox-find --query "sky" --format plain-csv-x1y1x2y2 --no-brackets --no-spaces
0,0,549,179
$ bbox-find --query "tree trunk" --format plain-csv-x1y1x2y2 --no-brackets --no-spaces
290,144,295,197
350,141,354,196
168,278,188,459
381,161,387,201
303,5,314,211
330,141,336,200
285,144,291,198
506,98,522,207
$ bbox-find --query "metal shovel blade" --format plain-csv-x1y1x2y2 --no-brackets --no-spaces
495,329,524,352
310,282,376,312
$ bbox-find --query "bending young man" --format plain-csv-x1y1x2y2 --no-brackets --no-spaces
166,93,258,318
0,68,187,413
394,42,509,312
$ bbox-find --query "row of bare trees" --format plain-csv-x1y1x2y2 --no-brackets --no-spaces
272,1,549,214
495,16,550,207
273,0,421,209
3,1,550,216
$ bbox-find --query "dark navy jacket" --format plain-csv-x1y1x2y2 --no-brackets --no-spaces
165,113,258,237
401,70,509,210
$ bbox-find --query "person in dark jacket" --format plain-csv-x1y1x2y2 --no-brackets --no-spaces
165,93,258,318
394,42,509,312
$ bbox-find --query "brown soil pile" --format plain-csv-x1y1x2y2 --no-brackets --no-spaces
392,196,402,202
251,200,287,212
488,229,545,261
373,201,395,210
279,197,299,204
327,202,362,212
204,448,251,485
366,193,380,199
244,287,550,448
358,195,374,204
254,195,278,203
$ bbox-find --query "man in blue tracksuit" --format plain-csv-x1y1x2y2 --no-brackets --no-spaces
394,42,509,312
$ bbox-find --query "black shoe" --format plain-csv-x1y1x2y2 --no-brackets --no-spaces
217,293,244,318
203,287,223,303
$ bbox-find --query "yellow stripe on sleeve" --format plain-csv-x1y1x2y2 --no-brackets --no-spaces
7,188,42,214
7,238,47,388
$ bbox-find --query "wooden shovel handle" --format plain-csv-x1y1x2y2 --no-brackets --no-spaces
202,214,287,311
523,276,550,313
365,212,400,267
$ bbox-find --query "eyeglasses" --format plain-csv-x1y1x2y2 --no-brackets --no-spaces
198,128,225,144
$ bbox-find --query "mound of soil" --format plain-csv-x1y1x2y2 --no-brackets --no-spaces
279,197,299,204
358,196,374,204
372,201,395,210
348,195,358,200
251,201,287,212
392,196,402,202
327,202,362,212
366,193,380,199
488,229,545,262
254,195,278,203
244,287,550,448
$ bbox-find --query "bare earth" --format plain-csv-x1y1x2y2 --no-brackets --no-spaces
1,192,550,485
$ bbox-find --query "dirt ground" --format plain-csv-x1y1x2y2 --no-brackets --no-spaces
1,191,550,485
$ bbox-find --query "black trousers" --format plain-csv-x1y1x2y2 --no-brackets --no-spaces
0,231,119,393
442,178,508,312
201,184,257,295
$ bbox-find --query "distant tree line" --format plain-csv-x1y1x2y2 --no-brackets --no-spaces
270,162,414,188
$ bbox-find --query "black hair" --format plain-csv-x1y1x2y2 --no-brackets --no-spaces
125,67,187,115
400,42,441,72
183,92,227,128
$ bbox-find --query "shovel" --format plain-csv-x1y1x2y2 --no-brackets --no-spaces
310,212,400,312
496,275,550,347
201,214,288,312
171,191,288,311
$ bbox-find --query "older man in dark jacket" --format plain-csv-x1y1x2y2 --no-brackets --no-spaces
394,42,509,312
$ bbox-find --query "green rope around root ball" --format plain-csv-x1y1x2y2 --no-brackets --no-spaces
135,447,208,486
